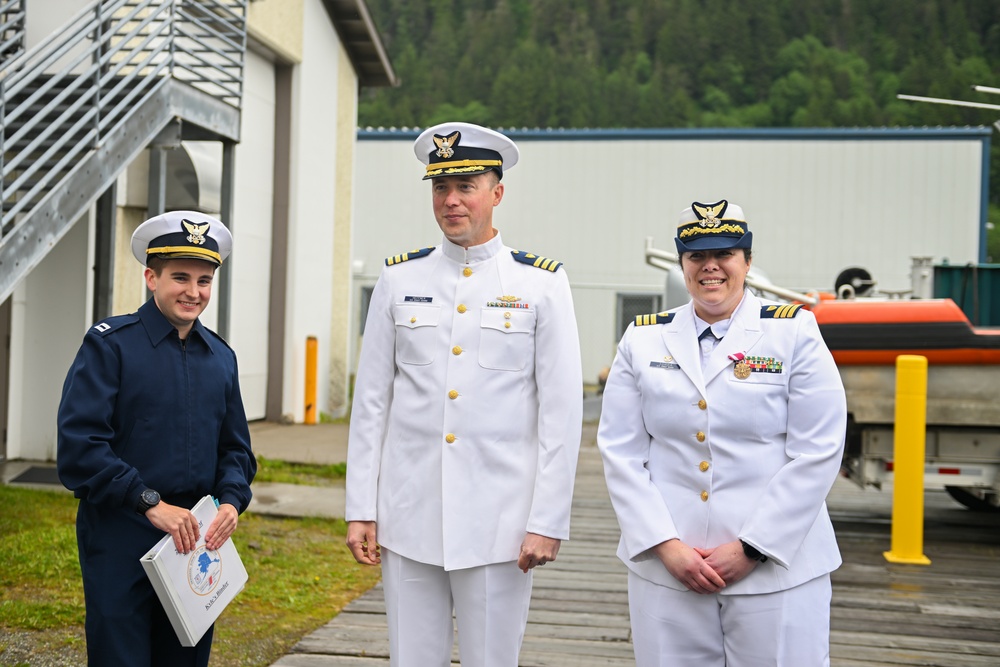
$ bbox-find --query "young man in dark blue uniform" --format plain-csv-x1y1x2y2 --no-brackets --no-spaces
57,210,256,667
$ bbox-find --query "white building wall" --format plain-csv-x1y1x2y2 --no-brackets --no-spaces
26,0,81,47
353,130,988,383
327,44,360,418
228,48,277,421
7,213,93,460
4,0,372,460
280,0,342,422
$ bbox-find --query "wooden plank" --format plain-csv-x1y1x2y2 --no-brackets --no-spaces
832,630,1000,657
271,423,1000,666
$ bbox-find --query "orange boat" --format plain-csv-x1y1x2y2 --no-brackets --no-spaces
808,298,1000,365
643,241,1000,509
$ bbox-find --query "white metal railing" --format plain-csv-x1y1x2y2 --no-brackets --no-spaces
0,0,245,234
0,0,25,65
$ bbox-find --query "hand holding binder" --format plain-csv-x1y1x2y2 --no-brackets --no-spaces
140,495,249,647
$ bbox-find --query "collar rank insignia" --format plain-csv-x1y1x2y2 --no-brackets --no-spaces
692,201,727,229
385,246,437,266
182,219,210,245
511,250,563,272
760,304,802,319
635,312,675,326
433,131,460,159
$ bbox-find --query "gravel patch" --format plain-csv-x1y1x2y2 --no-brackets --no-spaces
0,628,86,666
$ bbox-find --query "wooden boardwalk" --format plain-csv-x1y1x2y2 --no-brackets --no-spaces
273,424,1000,666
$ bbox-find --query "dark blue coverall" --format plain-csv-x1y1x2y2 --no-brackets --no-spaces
57,298,256,667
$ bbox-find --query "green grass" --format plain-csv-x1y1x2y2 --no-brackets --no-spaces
254,457,347,486
0,485,380,666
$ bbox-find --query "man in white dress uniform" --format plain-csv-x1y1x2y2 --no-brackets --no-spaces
345,122,583,666
597,199,847,666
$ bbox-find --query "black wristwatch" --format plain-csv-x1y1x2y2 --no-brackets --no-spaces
135,488,161,515
740,540,768,563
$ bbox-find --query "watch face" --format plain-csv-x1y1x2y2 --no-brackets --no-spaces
141,489,160,505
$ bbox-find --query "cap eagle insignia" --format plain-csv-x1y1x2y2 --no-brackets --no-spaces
692,201,728,228
433,131,460,159
182,219,210,245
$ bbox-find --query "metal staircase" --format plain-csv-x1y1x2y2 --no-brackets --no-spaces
0,0,246,302
0,0,25,64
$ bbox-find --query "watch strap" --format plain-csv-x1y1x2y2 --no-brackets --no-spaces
135,488,160,515
741,540,768,563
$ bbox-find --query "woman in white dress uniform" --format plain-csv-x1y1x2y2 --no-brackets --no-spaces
597,200,847,666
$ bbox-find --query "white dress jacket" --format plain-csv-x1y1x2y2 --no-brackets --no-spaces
346,232,583,571
598,291,847,594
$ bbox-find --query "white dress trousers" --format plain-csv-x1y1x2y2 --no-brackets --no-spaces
628,571,832,666
382,549,533,667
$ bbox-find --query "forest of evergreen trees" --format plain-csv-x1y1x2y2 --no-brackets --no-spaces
359,0,1000,256
360,0,999,131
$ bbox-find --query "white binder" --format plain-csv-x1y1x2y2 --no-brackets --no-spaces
139,495,248,646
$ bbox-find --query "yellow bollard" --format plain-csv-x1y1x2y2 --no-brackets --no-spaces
883,354,931,565
304,336,318,425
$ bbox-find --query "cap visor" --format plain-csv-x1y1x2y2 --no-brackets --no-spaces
675,232,752,253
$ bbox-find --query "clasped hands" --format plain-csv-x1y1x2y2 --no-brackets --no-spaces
654,538,759,594
145,501,238,554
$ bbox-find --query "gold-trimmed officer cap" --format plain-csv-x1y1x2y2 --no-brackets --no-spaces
130,210,232,267
674,199,753,254
414,122,519,181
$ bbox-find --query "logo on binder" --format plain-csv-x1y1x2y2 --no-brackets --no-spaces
187,546,223,596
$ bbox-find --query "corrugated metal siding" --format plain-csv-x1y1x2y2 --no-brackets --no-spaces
353,128,990,382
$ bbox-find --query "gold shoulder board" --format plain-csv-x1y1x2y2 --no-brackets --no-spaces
511,250,563,272
635,312,675,326
760,304,803,319
385,246,436,267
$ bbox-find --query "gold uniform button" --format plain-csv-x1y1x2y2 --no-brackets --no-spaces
698,399,707,410
504,312,511,319
457,304,467,314
448,390,459,400
410,316,417,323
504,322,511,329
463,267,473,277
445,433,456,444
452,345,463,355
699,461,710,472
696,431,706,442
700,490,709,502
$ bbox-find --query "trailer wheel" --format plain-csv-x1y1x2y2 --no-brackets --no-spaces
945,486,1000,513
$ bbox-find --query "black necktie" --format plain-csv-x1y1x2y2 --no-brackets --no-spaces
699,327,718,342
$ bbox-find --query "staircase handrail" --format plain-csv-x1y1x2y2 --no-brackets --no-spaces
0,0,25,66
1,0,246,238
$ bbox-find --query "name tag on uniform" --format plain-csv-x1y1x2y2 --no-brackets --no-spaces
649,361,681,370
404,296,433,303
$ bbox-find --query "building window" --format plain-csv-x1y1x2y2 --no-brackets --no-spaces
616,293,663,340
359,286,374,335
